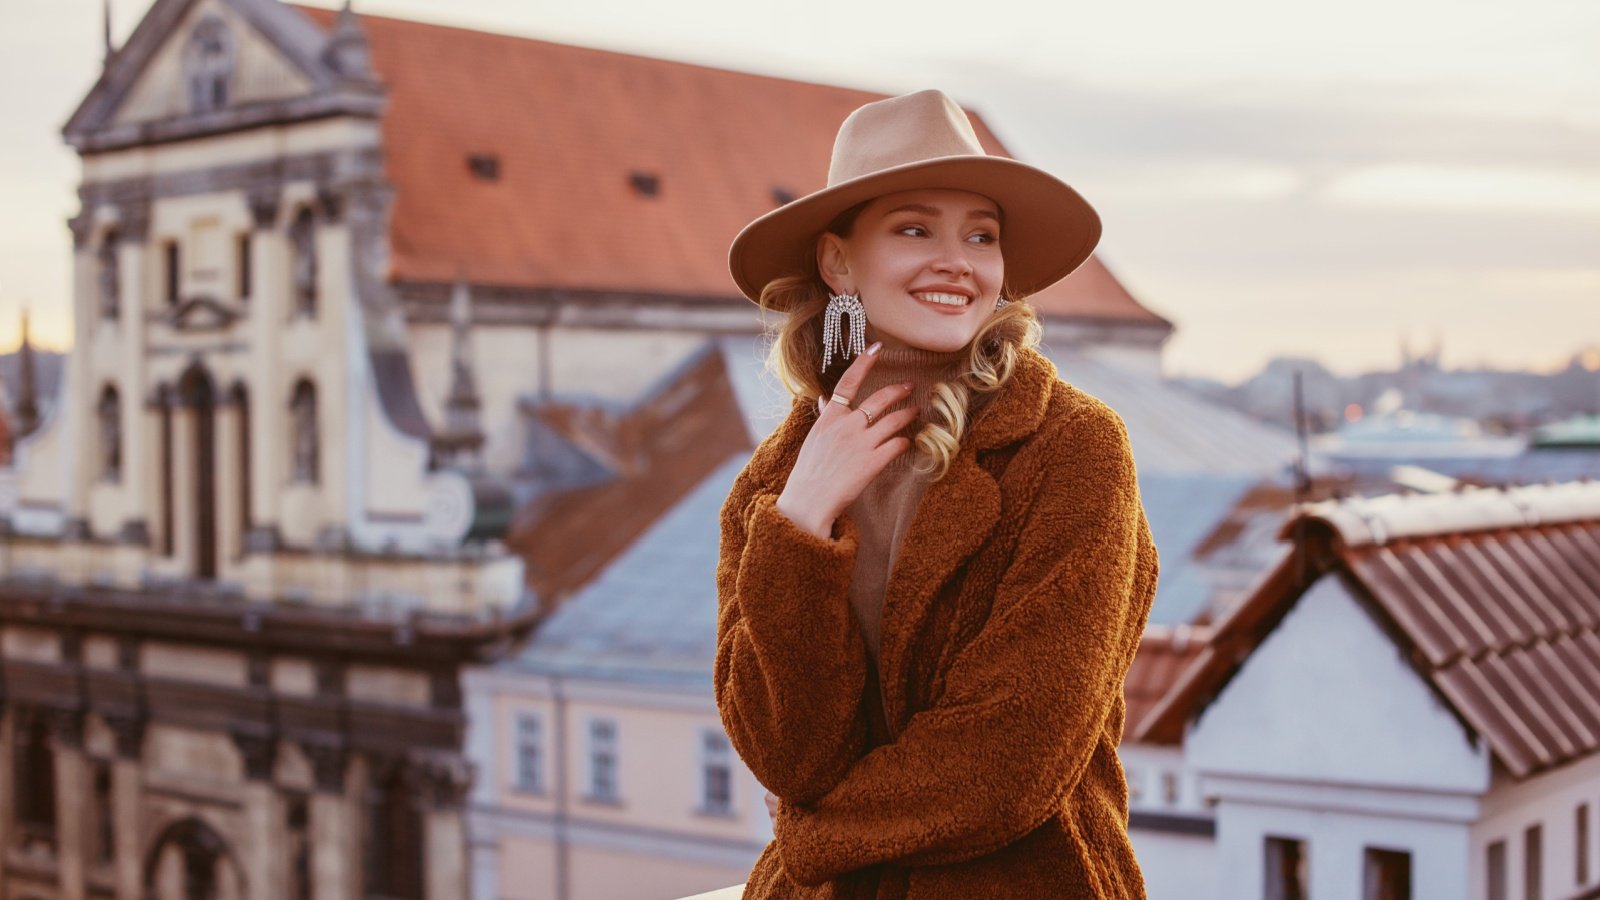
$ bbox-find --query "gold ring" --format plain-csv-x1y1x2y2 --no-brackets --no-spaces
828,393,853,408
859,406,877,426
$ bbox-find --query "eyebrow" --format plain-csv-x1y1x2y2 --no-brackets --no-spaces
885,203,1000,223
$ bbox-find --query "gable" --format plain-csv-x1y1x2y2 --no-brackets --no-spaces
113,0,315,128
1186,574,1489,794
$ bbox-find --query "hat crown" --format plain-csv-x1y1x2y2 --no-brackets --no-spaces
826,90,988,187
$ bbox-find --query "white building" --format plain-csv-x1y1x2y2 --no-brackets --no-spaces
1133,480,1600,900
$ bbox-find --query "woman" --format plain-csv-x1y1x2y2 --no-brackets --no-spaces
716,90,1160,898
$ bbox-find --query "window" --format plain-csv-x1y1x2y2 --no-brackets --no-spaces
92,760,114,865
365,766,423,900
1363,846,1411,900
515,714,544,793
1264,836,1308,900
286,794,310,900
700,730,733,815
1126,768,1143,804
98,229,120,320
1486,839,1507,900
1162,771,1180,806
13,711,57,852
1526,823,1543,900
1580,804,1592,887
288,207,317,317
237,232,251,301
587,718,618,803
233,384,251,556
97,385,122,482
164,240,181,306
184,17,233,114
289,380,318,485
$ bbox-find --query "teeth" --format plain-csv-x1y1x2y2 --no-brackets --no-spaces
917,292,970,306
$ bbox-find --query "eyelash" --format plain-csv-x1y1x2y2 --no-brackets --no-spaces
896,225,998,244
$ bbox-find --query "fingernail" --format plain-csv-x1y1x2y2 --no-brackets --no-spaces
867,342,883,356
903,382,914,390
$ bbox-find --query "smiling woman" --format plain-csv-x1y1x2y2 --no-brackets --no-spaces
715,90,1161,898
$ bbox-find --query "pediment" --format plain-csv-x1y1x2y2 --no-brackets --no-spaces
168,295,242,332
64,0,376,152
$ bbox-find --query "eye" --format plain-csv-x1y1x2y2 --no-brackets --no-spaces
894,223,929,237
967,231,998,245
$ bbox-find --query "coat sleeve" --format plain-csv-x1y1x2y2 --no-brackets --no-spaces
772,408,1159,885
713,467,870,805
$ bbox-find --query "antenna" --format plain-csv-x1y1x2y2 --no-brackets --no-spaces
1292,370,1312,585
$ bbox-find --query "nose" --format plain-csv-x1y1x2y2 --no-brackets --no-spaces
930,234,973,279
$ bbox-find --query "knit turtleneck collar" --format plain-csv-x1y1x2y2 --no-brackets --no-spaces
848,343,969,471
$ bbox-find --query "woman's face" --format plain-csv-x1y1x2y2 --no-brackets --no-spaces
818,188,1004,354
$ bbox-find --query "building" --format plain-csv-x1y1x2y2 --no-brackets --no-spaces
1133,480,1600,900
1,0,534,897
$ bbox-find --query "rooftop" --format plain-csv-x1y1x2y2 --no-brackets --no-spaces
1137,479,1600,778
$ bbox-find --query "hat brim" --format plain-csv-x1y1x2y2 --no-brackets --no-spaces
728,155,1100,309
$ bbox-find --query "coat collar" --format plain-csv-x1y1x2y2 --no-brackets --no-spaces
746,345,1061,726
750,343,1059,484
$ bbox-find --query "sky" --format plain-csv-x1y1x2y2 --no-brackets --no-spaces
1,0,1596,383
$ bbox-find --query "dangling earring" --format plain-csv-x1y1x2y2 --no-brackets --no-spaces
995,296,1010,311
822,291,866,371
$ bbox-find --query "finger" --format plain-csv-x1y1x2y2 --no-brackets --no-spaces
825,341,884,412
864,405,921,441
870,435,913,467
858,383,914,419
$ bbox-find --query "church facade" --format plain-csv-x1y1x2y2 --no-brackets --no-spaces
0,1,527,898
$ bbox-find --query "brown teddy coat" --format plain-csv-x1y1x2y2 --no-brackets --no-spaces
715,345,1160,899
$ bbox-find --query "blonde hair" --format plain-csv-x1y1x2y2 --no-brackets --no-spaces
760,228,1043,481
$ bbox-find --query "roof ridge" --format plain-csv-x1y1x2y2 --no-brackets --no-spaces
1286,480,1600,547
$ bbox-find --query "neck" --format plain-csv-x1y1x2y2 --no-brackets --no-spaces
851,344,968,471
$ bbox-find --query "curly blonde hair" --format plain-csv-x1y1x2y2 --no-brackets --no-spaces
759,209,1044,481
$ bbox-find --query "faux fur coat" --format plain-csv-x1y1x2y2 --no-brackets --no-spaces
714,345,1161,899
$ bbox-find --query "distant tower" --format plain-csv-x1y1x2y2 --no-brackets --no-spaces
324,0,372,78
14,307,39,437
102,0,115,64
433,273,485,471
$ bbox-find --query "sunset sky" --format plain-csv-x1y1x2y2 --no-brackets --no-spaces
2,0,1595,382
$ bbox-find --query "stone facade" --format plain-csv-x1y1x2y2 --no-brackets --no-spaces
0,1,527,898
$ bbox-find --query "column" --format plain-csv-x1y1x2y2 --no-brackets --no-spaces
51,710,88,900
303,739,354,900
246,186,285,553
233,731,282,900
106,714,146,900
423,756,473,900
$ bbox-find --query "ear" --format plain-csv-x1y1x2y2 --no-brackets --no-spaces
816,233,852,295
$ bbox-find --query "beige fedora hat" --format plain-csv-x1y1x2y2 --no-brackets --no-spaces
728,89,1100,309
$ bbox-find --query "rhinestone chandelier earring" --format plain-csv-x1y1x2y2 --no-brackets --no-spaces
822,291,866,371
995,296,1010,310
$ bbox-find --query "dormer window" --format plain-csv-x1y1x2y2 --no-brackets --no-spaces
184,17,235,115
628,171,661,198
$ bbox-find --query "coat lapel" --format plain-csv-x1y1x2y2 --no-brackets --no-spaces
877,346,1058,726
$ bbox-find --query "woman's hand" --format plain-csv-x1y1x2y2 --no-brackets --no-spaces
775,342,920,539
766,790,780,827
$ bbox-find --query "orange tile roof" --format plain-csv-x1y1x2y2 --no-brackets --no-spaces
1123,624,1211,745
295,6,1165,326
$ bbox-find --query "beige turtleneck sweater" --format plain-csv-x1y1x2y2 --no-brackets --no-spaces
839,344,975,747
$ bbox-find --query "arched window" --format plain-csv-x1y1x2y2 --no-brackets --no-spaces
184,17,234,115
98,229,120,320
159,385,175,556
288,208,317,318
12,710,57,853
365,763,423,900
233,384,251,555
290,380,318,485
98,385,122,482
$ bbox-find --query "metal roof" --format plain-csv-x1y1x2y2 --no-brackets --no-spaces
1137,480,1600,778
